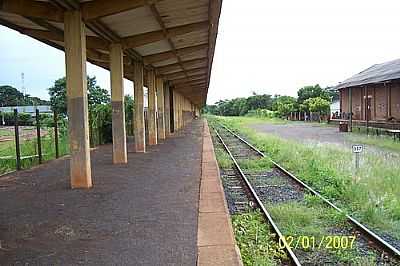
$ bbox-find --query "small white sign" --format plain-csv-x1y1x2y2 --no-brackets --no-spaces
352,145,363,153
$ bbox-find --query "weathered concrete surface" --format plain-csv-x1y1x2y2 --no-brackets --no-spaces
64,10,91,188
133,61,146,153
110,43,127,164
0,120,204,265
197,121,243,266
147,70,158,145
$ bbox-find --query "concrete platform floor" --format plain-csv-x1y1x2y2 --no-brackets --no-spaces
0,120,204,265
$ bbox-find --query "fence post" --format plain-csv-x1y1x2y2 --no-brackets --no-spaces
54,111,59,158
14,109,21,170
36,109,42,164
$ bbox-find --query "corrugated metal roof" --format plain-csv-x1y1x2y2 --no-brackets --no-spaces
336,58,400,89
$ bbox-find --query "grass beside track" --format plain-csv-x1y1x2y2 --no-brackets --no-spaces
232,212,286,266
207,115,400,242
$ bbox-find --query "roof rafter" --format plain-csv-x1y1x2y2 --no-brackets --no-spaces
81,0,158,21
165,67,207,80
143,43,208,64
122,21,208,49
157,58,207,74
0,0,64,22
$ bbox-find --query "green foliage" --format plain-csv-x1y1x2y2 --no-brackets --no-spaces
303,97,330,114
0,85,49,106
272,96,297,117
89,104,112,146
238,157,273,171
1,112,33,126
232,211,286,266
246,109,277,119
48,76,110,115
297,84,330,103
214,147,232,169
203,93,275,117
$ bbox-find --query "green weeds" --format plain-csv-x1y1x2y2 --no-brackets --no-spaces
232,211,286,266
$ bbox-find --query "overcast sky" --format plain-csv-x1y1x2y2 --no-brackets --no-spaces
1,0,400,104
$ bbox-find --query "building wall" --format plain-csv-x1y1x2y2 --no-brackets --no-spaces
375,84,387,120
391,83,400,119
352,87,362,120
339,81,400,121
340,88,349,113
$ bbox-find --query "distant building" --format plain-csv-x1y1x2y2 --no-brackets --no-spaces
336,58,400,123
0,105,52,116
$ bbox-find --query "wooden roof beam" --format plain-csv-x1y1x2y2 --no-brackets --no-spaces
165,67,207,80
157,58,207,74
19,28,110,51
170,74,207,84
81,0,159,21
0,0,64,22
143,43,208,64
122,21,208,49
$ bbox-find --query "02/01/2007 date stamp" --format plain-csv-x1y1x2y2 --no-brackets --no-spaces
279,235,357,250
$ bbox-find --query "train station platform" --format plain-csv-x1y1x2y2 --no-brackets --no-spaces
0,119,242,265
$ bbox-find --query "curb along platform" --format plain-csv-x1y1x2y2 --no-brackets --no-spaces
197,120,243,266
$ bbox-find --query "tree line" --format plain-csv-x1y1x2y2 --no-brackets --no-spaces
0,85,49,106
204,85,338,117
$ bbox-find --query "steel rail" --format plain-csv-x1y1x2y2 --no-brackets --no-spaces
218,123,400,260
214,128,301,266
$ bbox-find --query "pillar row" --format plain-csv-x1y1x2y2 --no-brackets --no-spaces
134,61,146,152
64,10,92,189
147,70,157,145
164,82,171,135
156,77,166,140
110,43,127,164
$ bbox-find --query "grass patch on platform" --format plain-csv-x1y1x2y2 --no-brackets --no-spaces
207,116,400,241
232,211,286,266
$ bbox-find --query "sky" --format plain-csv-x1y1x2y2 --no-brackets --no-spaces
1,0,400,104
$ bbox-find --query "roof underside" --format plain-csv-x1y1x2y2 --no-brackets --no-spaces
336,58,400,90
0,0,223,106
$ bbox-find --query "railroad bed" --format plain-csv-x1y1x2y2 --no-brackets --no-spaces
210,122,400,266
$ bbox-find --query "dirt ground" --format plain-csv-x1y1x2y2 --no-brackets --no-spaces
250,122,348,146
249,121,399,157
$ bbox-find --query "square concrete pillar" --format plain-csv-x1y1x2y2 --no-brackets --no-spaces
173,91,179,131
134,61,146,152
147,70,157,145
110,43,127,164
64,10,92,189
156,77,166,140
164,82,171,135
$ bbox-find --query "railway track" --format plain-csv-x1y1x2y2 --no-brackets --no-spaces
210,122,400,265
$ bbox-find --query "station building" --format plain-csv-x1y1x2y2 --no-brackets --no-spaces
336,59,400,129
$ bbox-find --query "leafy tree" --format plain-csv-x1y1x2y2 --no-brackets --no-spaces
246,93,273,111
48,76,110,115
303,97,330,115
0,85,25,106
0,85,49,106
273,96,297,117
297,84,330,103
